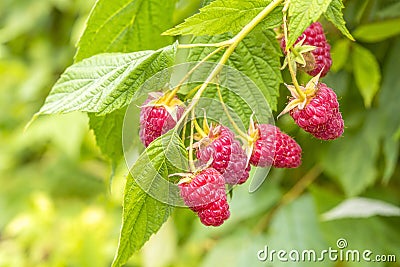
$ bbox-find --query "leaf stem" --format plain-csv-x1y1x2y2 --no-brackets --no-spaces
216,84,250,141
193,117,207,137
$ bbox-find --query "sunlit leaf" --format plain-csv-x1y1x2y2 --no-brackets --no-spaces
352,44,381,108
112,131,188,267
322,197,400,220
75,0,177,61
38,44,177,116
324,0,354,40
163,0,282,36
287,0,333,47
353,18,400,43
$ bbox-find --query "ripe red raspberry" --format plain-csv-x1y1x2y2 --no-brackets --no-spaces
249,124,302,168
179,168,230,226
290,83,344,140
281,22,332,77
197,198,230,226
196,125,250,185
139,92,184,147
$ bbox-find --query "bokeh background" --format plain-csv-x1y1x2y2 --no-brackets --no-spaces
1,0,400,266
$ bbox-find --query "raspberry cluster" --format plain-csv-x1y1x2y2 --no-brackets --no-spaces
137,22,344,228
177,122,301,227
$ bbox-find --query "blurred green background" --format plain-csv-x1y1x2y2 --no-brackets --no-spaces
1,0,400,266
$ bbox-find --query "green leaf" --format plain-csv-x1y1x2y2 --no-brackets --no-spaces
201,230,269,267
265,195,332,267
352,18,400,43
187,30,282,111
163,0,282,36
228,30,282,111
88,108,126,161
38,43,177,116
112,131,188,267
330,39,350,72
287,0,333,48
321,197,400,220
382,136,399,183
74,0,178,165
378,38,400,183
324,0,354,41
312,187,400,266
196,85,255,129
376,1,400,20
322,122,380,197
75,0,177,62
352,44,381,108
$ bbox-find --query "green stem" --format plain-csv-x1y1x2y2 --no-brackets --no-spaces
188,109,196,172
282,12,306,100
181,115,188,142
216,84,250,141
178,40,231,49
165,45,226,105
193,118,207,137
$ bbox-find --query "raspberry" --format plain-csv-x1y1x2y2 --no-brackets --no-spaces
281,22,332,77
196,125,250,185
197,198,230,226
179,168,230,226
249,124,302,168
139,92,184,147
290,83,344,140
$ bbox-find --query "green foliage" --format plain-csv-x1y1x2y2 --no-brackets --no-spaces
227,30,282,111
38,44,177,115
265,195,330,267
2,0,400,266
88,109,126,161
287,0,333,47
113,131,187,267
352,43,381,108
187,30,282,111
75,0,180,167
75,0,177,62
163,0,281,36
353,18,400,42
324,0,354,40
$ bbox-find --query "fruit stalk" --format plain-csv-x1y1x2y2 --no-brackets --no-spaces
282,12,306,101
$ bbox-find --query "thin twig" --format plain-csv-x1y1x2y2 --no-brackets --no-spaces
253,165,322,234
